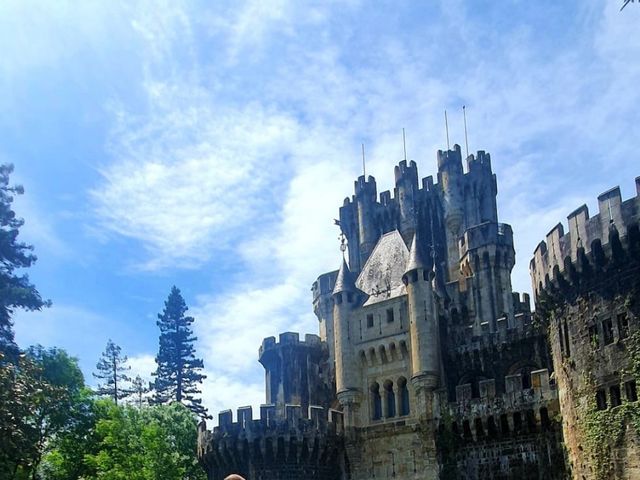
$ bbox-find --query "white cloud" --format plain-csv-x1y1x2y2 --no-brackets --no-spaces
92,95,299,270
128,353,156,383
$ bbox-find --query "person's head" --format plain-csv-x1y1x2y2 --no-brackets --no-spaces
224,475,246,480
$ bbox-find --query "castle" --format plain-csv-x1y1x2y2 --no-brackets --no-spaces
198,145,640,480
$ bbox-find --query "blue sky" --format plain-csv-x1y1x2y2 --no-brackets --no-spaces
2,0,639,419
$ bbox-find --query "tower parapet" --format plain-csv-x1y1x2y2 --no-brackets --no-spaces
259,332,332,418
198,405,344,480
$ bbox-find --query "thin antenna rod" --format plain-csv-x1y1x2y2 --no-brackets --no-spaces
463,105,469,158
444,110,450,150
402,128,407,161
361,143,366,178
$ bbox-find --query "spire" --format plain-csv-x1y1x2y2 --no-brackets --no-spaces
333,258,356,295
405,233,428,275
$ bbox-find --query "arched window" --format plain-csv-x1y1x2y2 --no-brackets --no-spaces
384,380,396,418
398,377,410,416
370,383,382,420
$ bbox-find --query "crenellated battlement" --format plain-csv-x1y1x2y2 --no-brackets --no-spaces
312,270,338,305
438,369,559,441
449,310,537,354
467,150,492,172
530,179,640,298
354,175,377,200
394,159,418,184
437,144,464,171
458,222,514,260
198,405,344,479
259,332,323,358
205,404,344,436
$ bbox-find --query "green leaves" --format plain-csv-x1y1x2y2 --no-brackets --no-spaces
0,346,86,479
84,402,205,480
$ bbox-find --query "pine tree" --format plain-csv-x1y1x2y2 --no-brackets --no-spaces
93,339,131,405
130,375,149,408
0,164,50,358
152,286,207,418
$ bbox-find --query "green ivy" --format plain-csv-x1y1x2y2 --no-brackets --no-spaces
578,329,640,480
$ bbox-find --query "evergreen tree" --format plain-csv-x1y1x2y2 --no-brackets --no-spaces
130,375,150,408
152,286,207,418
0,164,50,358
93,339,131,405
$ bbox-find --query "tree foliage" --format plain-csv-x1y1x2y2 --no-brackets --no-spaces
93,339,131,405
152,286,207,418
0,346,86,479
82,401,205,480
0,164,49,358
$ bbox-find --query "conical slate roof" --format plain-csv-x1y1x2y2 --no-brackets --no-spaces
332,257,356,295
405,233,428,274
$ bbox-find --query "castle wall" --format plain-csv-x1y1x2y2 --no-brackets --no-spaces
531,183,640,479
198,406,344,480
435,368,566,479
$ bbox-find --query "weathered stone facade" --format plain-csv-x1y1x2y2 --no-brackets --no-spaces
197,145,638,479
531,180,640,479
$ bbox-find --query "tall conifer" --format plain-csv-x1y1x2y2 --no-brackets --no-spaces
152,286,207,418
93,339,131,405
0,164,49,359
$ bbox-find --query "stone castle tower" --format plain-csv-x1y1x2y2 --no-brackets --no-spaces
531,180,640,479
198,144,639,479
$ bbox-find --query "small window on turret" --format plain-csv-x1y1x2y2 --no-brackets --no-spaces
367,314,374,328
386,308,394,323
589,324,599,349
596,389,607,410
617,313,629,339
610,385,621,407
603,319,614,345
625,380,637,402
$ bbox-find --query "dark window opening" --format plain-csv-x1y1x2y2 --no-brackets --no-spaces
563,321,571,356
610,385,622,407
452,422,459,436
540,407,550,431
559,323,565,356
596,389,607,410
625,380,637,402
385,382,396,418
603,318,614,345
386,308,394,323
487,416,498,438
500,414,510,435
398,378,410,416
513,412,523,433
589,324,599,349
618,313,629,339
474,418,484,438
526,410,536,433
366,314,374,328
371,383,382,420
522,370,532,390
347,292,354,303
463,420,472,439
